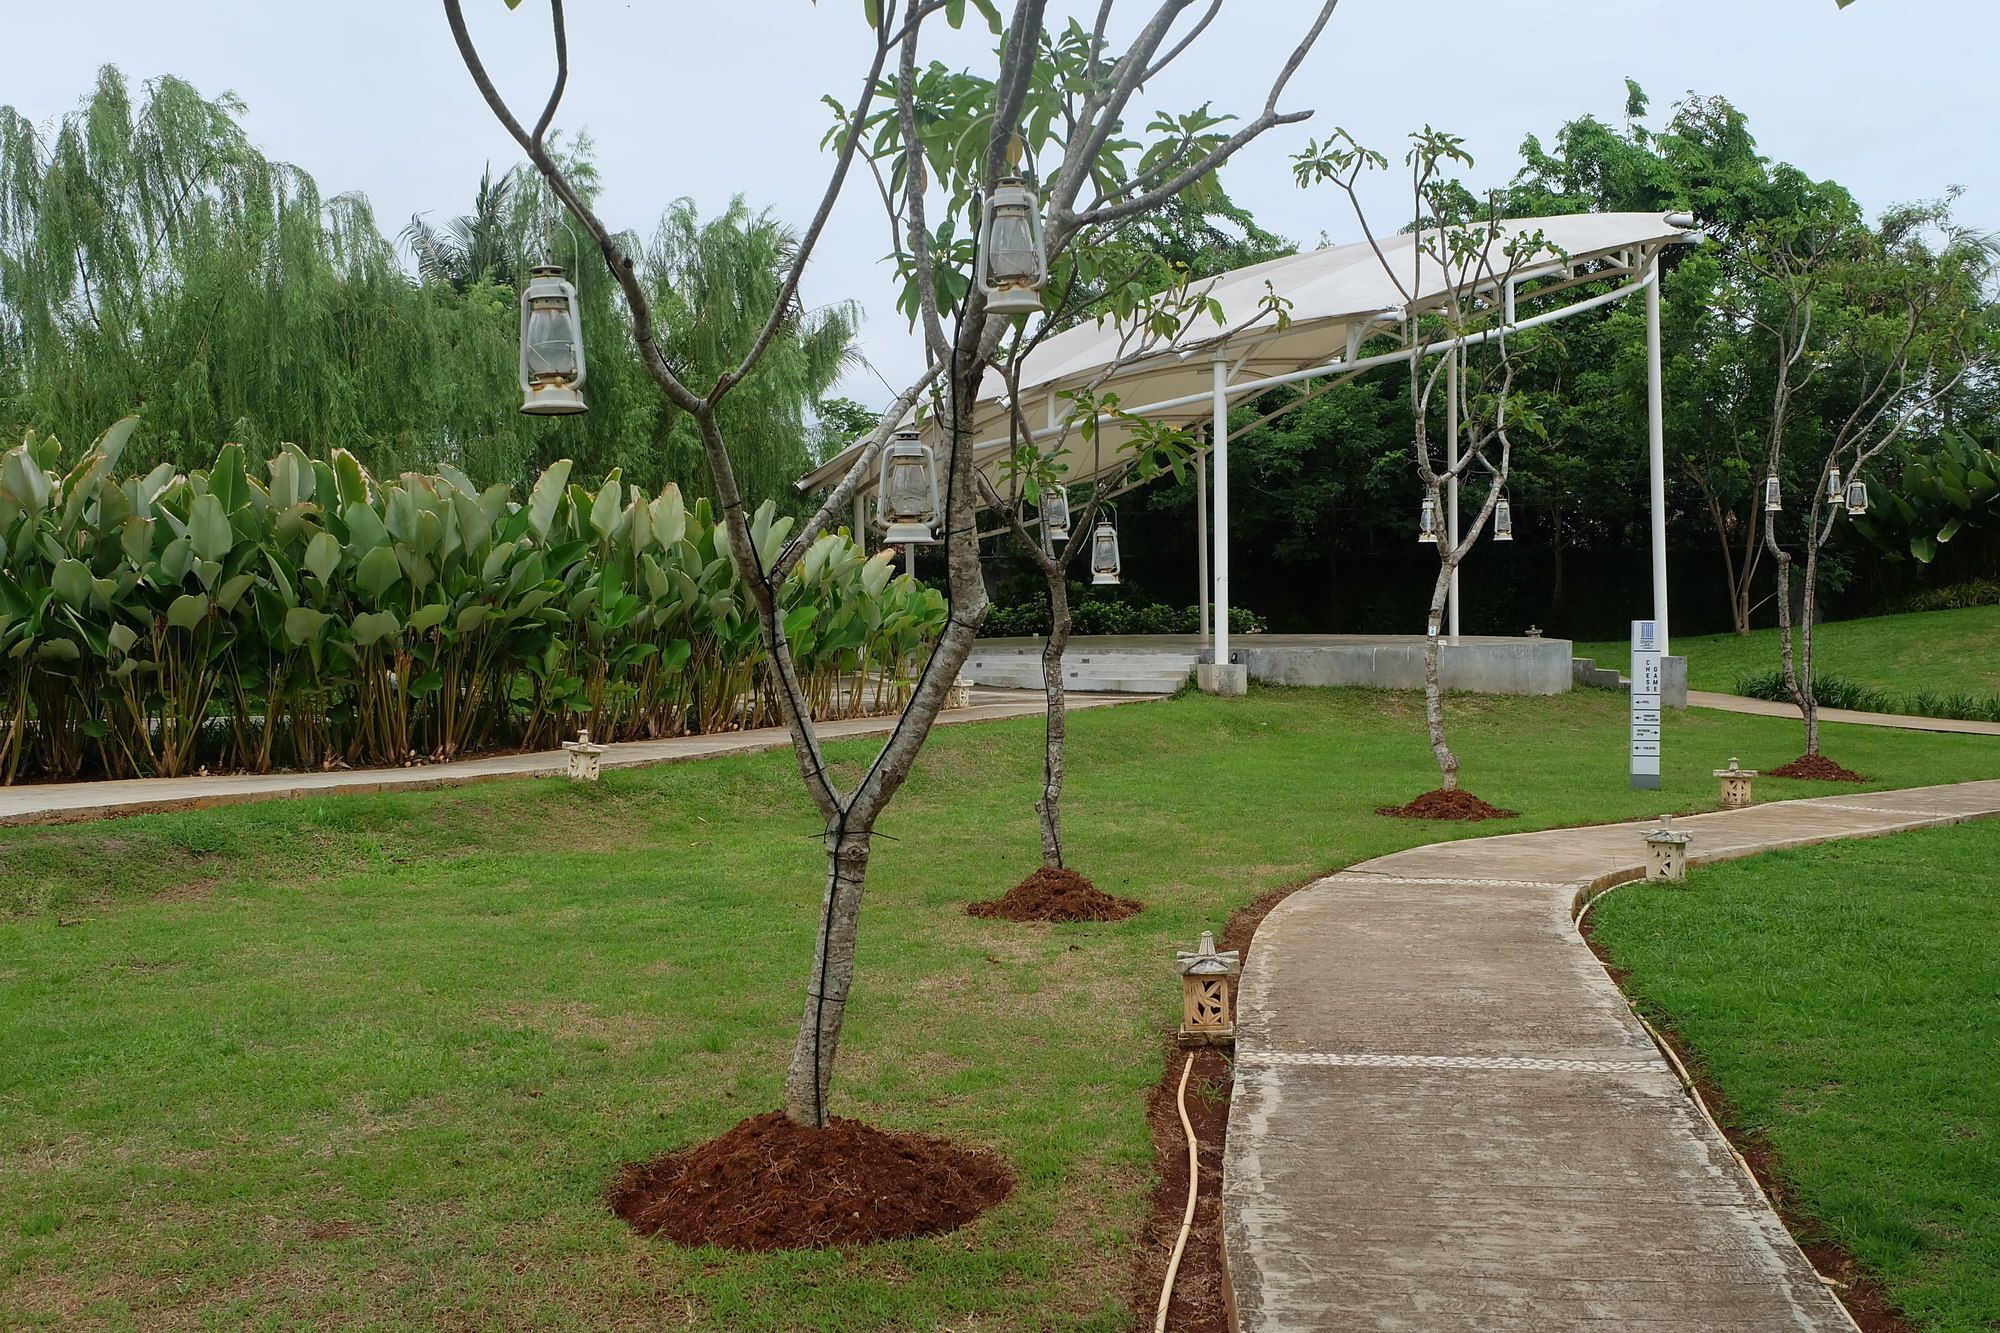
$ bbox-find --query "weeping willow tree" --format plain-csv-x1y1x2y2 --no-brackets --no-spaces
0,67,439,473
0,67,856,504
645,196,860,504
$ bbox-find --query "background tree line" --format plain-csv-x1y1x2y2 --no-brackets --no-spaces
983,82,1997,640
5,70,1994,642
0,67,856,504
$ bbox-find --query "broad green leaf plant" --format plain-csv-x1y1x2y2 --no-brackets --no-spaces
0,423,941,783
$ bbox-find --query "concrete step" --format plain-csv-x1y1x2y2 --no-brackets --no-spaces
964,648,1194,694
1571,658,1624,691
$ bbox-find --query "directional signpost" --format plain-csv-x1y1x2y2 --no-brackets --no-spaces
1631,619,1663,790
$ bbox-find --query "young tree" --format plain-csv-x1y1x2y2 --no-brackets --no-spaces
442,0,1340,1129
1295,128,1546,797
974,264,1286,872
1752,200,1991,757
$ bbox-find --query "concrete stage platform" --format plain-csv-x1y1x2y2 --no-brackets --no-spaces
964,634,1575,696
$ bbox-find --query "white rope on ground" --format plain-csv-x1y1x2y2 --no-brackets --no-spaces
1154,1053,1199,1333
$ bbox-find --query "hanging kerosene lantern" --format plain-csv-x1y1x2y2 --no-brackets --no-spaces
518,264,588,416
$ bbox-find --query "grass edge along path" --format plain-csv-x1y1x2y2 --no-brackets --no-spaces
1588,820,2000,1332
2,686,1997,1330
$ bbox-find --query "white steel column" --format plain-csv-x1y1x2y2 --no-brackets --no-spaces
1195,450,1211,638
1446,352,1461,641
1645,257,1670,651
853,490,866,554
1211,354,1230,670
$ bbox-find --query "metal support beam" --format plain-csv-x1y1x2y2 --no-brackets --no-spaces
1447,352,1461,641
1196,448,1211,639
1646,261,1670,651
1212,354,1231,672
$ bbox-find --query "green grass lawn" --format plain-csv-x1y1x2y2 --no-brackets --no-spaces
3,687,1997,1329
1590,820,2000,1332
1575,604,2000,699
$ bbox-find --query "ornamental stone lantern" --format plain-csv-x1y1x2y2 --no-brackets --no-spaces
1176,931,1242,1044
1713,757,1757,809
947,673,972,709
1643,813,1693,883
562,729,607,782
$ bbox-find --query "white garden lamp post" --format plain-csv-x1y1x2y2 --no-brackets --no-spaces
518,264,588,416
978,177,1048,317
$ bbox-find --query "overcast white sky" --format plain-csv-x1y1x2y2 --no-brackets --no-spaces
8,0,1996,403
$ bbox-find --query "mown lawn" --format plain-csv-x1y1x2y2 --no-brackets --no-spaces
3,686,1997,1329
1575,604,2000,699
1591,820,2000,1332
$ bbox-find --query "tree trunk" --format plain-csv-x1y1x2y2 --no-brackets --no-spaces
1732,500,1763,636
1423,556,1459,792
1772,547,1813,756
1799,540,1821,755
782,824,872,1127
777,363,992,1129
1546,505,1566,625
1036,573,1070,870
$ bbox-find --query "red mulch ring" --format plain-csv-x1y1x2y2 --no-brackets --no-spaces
606,1110,1013,1251
1766,753,1868,783
965,866,1143,922
1375,787,1518,821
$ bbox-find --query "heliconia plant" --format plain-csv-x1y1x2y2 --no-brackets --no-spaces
0,421,944,783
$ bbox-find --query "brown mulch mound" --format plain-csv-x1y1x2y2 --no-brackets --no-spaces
1766,753,1869,783
606,1110,1014,1251
1375,787,1518,821
965,866,1143,922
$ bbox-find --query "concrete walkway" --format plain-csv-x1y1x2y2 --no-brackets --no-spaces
1690,689,2000,737
0,689,1137,828
1223,778,2000,1331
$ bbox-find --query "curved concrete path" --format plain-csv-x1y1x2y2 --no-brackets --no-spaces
0,689,1140,828
1223,778,2000,1331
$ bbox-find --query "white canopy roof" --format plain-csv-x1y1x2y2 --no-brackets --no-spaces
800,211,1696,499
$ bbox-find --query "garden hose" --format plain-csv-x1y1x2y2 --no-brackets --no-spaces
1154,1053,1200,1333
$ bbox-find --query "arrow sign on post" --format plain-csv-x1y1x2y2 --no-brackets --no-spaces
1631,619,1663,790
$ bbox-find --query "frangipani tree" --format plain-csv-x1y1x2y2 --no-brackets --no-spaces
445,0,1340,1131
1750,199,1992,759
1295,128,1550,799
974,264,1288,872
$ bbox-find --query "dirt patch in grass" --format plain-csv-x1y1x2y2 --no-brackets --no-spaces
1581,922,1913,1333
1767,753,1869,783
965,867,1142,923
1375,788,1518,821
606,1110,1014,1252
1135,1046,1234,1331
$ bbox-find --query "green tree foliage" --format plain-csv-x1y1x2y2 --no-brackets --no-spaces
0,68,854,508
